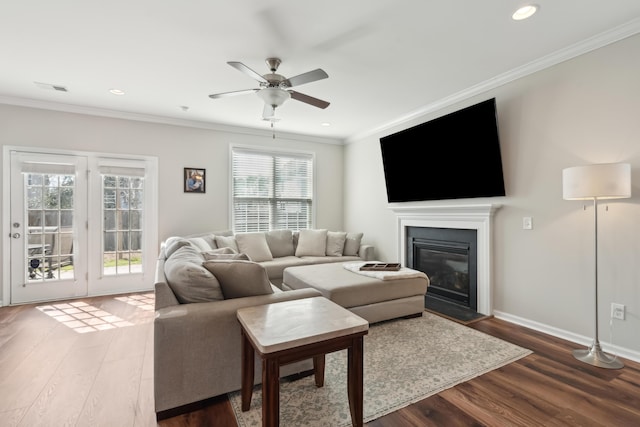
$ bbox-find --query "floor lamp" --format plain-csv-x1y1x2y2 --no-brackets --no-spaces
562,162,631,369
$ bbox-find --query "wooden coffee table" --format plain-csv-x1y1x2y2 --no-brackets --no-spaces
237,296,369,427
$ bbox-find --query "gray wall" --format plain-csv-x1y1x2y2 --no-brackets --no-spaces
344,33,640,359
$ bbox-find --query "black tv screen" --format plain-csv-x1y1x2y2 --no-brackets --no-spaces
380,98,505,203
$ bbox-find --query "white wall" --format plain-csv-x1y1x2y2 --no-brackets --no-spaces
344,33,640,359
0,106,345,303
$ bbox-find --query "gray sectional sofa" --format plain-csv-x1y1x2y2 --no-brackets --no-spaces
153,228,375,417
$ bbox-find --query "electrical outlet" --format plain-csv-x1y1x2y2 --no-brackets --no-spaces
611,303,625,320
522,217,533,230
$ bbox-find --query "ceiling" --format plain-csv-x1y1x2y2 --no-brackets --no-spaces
2,1,640,142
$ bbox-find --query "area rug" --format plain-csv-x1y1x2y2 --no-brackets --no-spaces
229,311,532,427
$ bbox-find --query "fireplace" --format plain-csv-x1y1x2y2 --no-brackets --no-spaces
391,204,500,316
406,227,477,310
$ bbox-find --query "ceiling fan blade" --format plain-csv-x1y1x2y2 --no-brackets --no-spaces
289,91,330,109
209,88,259,99
284,69,328,88
227,61,269,84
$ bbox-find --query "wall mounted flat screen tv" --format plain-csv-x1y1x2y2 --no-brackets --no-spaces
379,98,505,203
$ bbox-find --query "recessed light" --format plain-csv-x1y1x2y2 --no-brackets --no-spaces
512,4,538,21
321,122,331,127
109,88,125,95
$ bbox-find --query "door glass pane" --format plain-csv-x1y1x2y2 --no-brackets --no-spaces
25,173,75,282
102,174,144,275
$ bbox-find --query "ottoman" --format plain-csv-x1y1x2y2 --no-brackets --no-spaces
282,262,430,324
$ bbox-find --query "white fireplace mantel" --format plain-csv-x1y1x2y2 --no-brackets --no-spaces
390,204,501,315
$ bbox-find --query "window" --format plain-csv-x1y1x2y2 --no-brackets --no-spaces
25,172,75,281
100,165,145,276
232,147,314,232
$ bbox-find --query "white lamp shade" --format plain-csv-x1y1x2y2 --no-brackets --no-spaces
256,87,291,108
562,163,631,200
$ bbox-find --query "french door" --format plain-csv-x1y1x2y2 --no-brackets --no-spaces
9,152,88,304
7,149,158,305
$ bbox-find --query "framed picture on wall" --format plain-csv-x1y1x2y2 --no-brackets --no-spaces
184,168,206,193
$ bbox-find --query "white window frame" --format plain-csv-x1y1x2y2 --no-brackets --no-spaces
230,145,316,232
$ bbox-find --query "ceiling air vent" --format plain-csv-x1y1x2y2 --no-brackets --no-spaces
34,82,69,92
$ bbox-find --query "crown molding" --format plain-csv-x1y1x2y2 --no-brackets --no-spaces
346,17,640,144
0,95,344,146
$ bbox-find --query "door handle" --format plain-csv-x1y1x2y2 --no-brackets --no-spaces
12,233,21,239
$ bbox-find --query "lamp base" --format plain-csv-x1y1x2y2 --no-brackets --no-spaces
573,341,624,369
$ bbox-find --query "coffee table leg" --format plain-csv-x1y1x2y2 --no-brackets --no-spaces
347,337,364,427
313,354,325,387
263,357,280,427
241,329,254,411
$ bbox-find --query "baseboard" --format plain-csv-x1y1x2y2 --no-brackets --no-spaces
493,310,640,363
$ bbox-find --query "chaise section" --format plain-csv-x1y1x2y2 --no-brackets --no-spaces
282,262,429,324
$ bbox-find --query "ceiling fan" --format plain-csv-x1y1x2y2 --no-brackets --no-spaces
209,58,330,120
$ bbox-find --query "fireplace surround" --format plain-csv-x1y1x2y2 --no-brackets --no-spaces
390,204,501,315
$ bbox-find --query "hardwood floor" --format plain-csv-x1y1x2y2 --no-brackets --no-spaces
1,292,638,426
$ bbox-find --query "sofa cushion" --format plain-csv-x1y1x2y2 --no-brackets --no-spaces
265,229,295,257
235,232,274,262
215,235,239,252
292,231,299,250
202,260,274,299
164,246,224,303
295,229,328,257
326,231,347,256
344,232,364,256
258,255,313,281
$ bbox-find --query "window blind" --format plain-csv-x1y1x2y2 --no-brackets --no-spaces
232,147,313,232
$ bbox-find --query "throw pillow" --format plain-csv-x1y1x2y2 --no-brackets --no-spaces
202,251,251,261
163,237,192,259
202,260,273,299
187,237,212,252
265,229,295,257
164,246,224,303
203,247,238,255
215,235,239,253
295,229,328,257
343,232,364,256
185,232,218,250
326,231,347,256
235,232,274,262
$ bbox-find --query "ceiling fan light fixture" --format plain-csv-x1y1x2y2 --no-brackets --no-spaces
257,87,291,108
